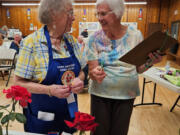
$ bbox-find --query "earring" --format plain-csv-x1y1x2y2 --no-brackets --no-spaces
53,25,56,29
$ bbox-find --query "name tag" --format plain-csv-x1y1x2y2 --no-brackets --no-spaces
38,111,55,121
61,132,72,135
67,93,75,104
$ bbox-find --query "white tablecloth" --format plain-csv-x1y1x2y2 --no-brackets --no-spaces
0,40,12,49
140,67,180,93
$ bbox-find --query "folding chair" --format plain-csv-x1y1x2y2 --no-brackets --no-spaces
0,48,16,86
0,71,4,80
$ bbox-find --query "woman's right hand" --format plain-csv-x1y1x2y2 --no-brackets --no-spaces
48,84,71,98
90,66,106,83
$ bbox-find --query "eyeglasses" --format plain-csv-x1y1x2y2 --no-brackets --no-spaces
95,10,113,18
67,10,74,17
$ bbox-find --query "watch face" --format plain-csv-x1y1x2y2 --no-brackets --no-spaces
61,70,75,85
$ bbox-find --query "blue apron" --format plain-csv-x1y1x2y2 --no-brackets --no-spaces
24,25,81,134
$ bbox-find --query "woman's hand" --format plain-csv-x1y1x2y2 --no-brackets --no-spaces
147,51,162,65
13,40,20,47
90,66,106,83
137,50,162,73
71,77,84,94
49,84,71,98
145,51,162,68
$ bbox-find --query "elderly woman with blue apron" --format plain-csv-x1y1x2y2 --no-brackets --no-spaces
14,0,86,134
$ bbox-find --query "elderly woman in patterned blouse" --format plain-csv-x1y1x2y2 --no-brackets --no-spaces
85,0,162,135
14,0,85,134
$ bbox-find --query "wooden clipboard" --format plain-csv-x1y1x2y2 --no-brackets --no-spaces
119,31,178,67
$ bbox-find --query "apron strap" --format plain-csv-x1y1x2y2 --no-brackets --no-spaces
44,25,53,61
63,36,74,56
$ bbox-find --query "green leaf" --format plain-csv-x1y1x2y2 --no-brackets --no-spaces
0,125,2,135
4,104,10,108
1,115,9,125
0,104,10,110
9,113,16,121
0,112,3,119
15,113,26,123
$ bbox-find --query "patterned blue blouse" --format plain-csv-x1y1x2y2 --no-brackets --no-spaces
85,26,143,99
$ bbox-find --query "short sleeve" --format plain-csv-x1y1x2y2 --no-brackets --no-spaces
85,34,98,61
15,35,35,79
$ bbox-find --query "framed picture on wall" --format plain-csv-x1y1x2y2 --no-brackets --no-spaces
121,22,138,29
6,8,10,19
79,22,100,35
171,21,180,40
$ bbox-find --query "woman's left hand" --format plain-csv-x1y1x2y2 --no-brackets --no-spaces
70,77,84,94
137,50,162,73
147,50,162,66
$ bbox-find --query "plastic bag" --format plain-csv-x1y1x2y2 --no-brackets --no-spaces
164,74,180,86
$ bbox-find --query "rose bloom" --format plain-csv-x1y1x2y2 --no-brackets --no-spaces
3,85,32,107
65,111,98,132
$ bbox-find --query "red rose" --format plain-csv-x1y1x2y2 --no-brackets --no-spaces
65,111,98,133
1,85,32,135
3,85,32,107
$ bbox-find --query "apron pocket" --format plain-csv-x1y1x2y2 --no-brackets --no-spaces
27,114,55,134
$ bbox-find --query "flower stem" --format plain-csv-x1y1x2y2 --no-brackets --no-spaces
79,131,85,135
5,99,17,135
5,123,8,135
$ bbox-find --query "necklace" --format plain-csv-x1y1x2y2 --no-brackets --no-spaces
50,35,62,40
49,32,63,40
52,44,60,51
50,36,61,54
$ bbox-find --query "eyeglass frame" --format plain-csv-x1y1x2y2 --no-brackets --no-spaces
95,10,114,18
66,10,74,17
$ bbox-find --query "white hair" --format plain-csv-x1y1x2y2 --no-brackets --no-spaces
96,0,125,19
1,25,8,31
38,0,73,25
14,32,22,37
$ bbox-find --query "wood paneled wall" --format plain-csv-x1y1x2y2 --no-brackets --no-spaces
0,0,178,39
73,5,97,38
0,4,42,36
159,0,170,31
0,4,149,38
125,5,147,37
